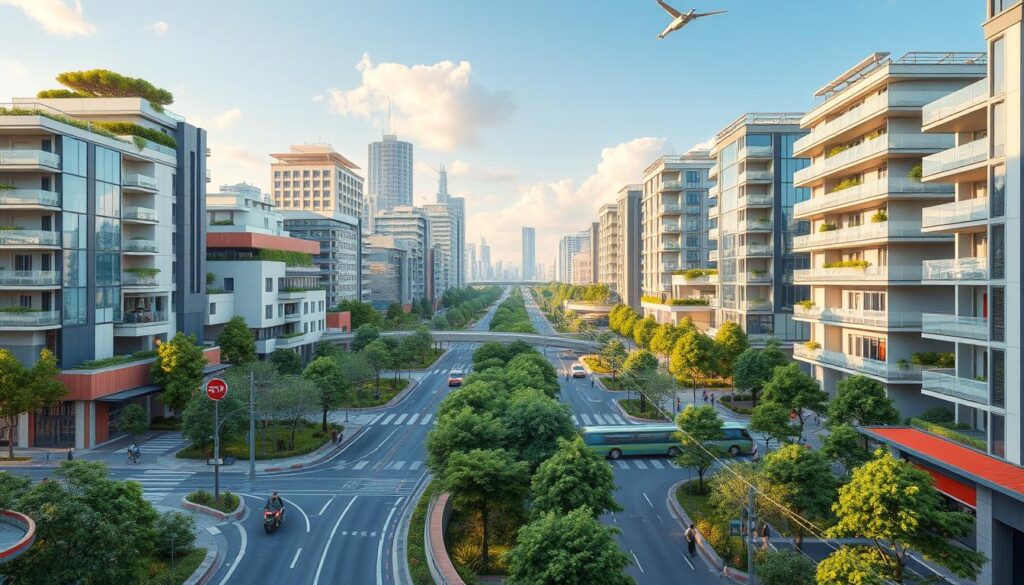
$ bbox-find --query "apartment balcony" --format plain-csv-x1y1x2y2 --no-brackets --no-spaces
118,310,169,325
660,203,681,215
0,309,60,329
123,207,158,223
0,270,59,287
122,272,160,287
921,79,988,132
123,173,159,192
742,193,773,207
737,244,772,257
0,230,59,248
921,369,988,405
123,239,158,254
641,297,714,312
659,180,682,192
709,297,720,308
921,139,988,181
709,250,719,262
921,313,987,342
794,134,952,187
686,205,702,215
921,198,988,232
275,333,306,348
284,311,302,323
793,221,942,252
922,257,987,282
0,189,59,208
708,226,719,240
662,223,680,233
661,241,680,251
738,219,772,233
738,299,772,312
794,345,925,382
793,177,953,220
672,273,718,286
794,305,921,329
661,262,679,271
739,145,773,160
739,170,773,185
738,271,772,284
0,150,60,171
708,163,719,179
708,205,719,219
794,265,922,284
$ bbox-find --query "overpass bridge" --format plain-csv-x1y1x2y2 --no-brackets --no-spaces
468,280,546,287
320,329,599,352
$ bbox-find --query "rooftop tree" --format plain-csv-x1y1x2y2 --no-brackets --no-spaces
151,333,207,414
39,69,175,111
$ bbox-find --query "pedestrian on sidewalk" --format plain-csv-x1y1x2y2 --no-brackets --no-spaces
685,524,697,557
702,390,708,402
760,523,770,550
590,377,594,388
331,430,338,445
710,394,715,407
66,448,73,461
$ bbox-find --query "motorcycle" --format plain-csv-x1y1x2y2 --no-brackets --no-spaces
263,508,284,534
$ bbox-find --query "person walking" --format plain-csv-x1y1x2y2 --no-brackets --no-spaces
760,523,771,550
66,448,73,461
331,429,338,445
702,390,708,403
685,524,697,557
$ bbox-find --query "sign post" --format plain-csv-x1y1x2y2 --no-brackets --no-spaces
206,378,228,501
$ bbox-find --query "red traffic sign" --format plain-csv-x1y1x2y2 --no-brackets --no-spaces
205,378,228,401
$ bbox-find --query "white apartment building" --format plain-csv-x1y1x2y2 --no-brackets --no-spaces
791,52,985,414
708,113,811,347
616,185,643,309
557,229,590,284
375,206,431,304
271,144,365,219
571,251,593,285
597,204,619,292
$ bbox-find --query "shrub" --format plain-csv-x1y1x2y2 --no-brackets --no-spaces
908,164,923,181
804,341,821,350
796,299,816,309
911,351,955,368
40,69,175,111
911,418,987,450
870,209,888,223
257,249,312,267
186,490,239,514
832,177,862,192
918,407,955,424
818,222,838,232
823,259,871,269
154,511,196,558
94,121,177,149
827,144,852,157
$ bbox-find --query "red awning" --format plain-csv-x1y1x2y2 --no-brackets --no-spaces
863,427,1024,504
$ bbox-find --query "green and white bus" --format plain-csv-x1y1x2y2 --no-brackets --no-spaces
581,422,756,460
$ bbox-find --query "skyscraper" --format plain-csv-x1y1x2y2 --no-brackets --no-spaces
522,227,536,281
617,185,643,309
368,132,413,213
479,237,492,280
375,206,431,304
466,243,477,282
558,230,590,283
422,166,464,295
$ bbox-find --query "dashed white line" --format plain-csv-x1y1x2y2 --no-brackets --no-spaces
631,550,645,574
314,497,358,585
682,552,695,571
216,522,247,585
318,496,335,516
290,547,302,569
643,492,654,508
376,501,400,584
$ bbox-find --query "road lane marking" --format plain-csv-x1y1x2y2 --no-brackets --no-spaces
581,414,593,425
206,526,221,535
611,414,627,424
571,415,579,425
282,497,311,533
361,531,368,536
409,461,422,471
354,460,369,470
634,460,648,469
682,552,695,571
643,492,654,508
376,501,400,584
390,461,406,470
369,414,384,424
393,414,408,425
650,460,664,469
631,550,645,574
380,414,396,425
318,496,335,516
290,548,302,569
216,522,247,585
407,414,420,425
420,414,433,425
314,496,358,585
615,460,628,469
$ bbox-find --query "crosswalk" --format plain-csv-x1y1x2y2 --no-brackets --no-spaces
333,456,678,474
609,458,682,471
117,433,187,455
572,413,629,426
126,470,196,503
365,413,434,426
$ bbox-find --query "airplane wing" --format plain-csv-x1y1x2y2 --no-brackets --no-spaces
693,10,727,18
657,0,683,19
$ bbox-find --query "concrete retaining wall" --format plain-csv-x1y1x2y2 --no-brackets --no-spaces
425,492,465,585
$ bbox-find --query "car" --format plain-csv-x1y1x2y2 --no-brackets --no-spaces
571,364,587,378
447,369,464,387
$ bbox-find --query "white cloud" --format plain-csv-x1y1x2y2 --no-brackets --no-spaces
311,94,324,103
0,59,28,79
212,108,242,129
0,0,96,36
688,135,716,152
207,145,269,190
326,54,514,152
449,159,516,182
148,21,168,36
467,137,670,265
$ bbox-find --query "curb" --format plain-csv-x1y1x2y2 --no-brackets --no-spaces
613,398,672,423
345,376,423,415
183,544,220,585
666,480,748,584
262,425,368,473
182,495,246,522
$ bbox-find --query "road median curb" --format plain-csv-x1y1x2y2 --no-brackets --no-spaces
182,495,245,522
183,543,220,585
665,480,748,584
261,425,367,473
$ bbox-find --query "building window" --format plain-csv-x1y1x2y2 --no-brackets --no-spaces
224,277,235,292
265,305,272,319
991,223,1005,279
991,286,1005,341
265,277,273,292
992,37,1005,95
991,163,1005,217
209,302,216,315
992,101,1006,158
991,349,1004,408
991,413,1005,458
685,171,701,185
686,192,700,205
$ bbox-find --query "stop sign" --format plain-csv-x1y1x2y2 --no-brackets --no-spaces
206,378,228,401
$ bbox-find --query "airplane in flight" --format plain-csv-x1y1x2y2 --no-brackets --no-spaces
655,0,726,39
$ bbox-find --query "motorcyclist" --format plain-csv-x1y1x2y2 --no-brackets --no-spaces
266,491,284,511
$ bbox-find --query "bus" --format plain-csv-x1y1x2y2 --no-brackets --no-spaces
581,422,756,460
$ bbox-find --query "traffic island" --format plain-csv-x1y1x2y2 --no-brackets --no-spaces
182,490,244,522
0,510,35,564
424,492,467,585
614,398,672,422
666,479,750,583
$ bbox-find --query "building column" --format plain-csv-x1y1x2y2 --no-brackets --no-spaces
17,412,29,448
976,485,994,585
87,401,96,449
74,401,86,450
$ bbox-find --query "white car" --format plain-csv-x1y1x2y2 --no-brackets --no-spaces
447,369,465,387
571,364,587,378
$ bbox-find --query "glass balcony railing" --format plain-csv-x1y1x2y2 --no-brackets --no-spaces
738,271,772,284
708,164,719,179
122,272,160,286
794,221,928,250
661,241,680,251
119,310,169,324
740,145,774,159
793,178,952,218
123,207,158,221
0,189,59,207
739,219,773,232
737,244,772,257
922,80,988,127
922,369,988,405
922,313,988,340
794,93,892,154
0,230,59,247
922,257,987,281
795,134,952,185
921,198,988,229
794,345,926,381
662,224,680,232
123,174,159,190
709,250,719,261
794,306,921,327
739,170,772,183
123,239,158,253
739,299,772,311
0,310,60,327
0,150,60,169
922,139,988,177
742,193,773,206
708,227,719,240
794,266,922,282
0,270,60,286
660,203,681,214
660,180,682,191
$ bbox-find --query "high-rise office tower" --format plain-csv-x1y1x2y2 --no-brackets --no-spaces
479,237,491,280
365,234,412,310
422,167,463,295
375,206,431,304
709,113,811,347
368,132,413,213
522,227,536,281
466,242,477,282
450,195,466,288
616,185,643,309
558,229,590,284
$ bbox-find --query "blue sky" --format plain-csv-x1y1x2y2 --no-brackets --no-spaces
0,0,986,265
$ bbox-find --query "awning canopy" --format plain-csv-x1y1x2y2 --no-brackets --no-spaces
96,384,161,403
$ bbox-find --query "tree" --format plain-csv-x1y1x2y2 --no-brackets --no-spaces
822,423,873,473
501,389,576,470
426,408,506,474
180,389,247,453
116,404,149,441
505,507,634,585
649,323,680,360
407,327,434,363
150,334,206,414
441,448,529,569
713,322,749,380
362,340,390,400
303,357,349,431
827,375,900,429
385,302,403,322
216,315,256,365
0,349,66,458
154,510,197,559
760,363,828,442
825,449,985,583
816,546,888,585
41,69,174,109
334,299,382,329
266,376,320,449
732,349,771,407
670,330,715,402
749,402,797,453
756,550,816,585
437,382,508,420
337,351,373,405
531,437,621,517
761,444,837,549
623,349,659,409
431,314,450,330
600,339,628,381
351,323,381,352
270,348,303,375
674,405,724,493
631,316,658,349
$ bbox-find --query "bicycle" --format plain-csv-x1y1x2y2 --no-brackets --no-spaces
126,450,141,465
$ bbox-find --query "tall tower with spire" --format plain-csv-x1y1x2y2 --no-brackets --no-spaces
367,120,414,213
436,164,449,204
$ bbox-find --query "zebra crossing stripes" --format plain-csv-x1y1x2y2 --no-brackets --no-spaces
380,414,396,425
393,414,408,425
406,414,420,425
572,413,629,427
127,470,195,503
118,433,186,455
420,414,432,425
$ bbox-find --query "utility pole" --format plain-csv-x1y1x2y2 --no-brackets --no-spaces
747,487,758,585
249,370,256,482
213,399,220,501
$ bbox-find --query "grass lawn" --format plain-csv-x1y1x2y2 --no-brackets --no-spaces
176,421,341,460
408,347,445,369
618,398,671,421
581,356,610,374
142,547,207,585
407,482,437,585
597,376,628,391
346,378,410,408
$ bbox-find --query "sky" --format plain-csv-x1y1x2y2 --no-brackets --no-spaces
0,0,987,268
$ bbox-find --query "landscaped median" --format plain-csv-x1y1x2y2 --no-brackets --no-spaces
668,479,750,581
183,490,244,521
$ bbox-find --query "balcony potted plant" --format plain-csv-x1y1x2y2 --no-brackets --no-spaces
818,222,838,232
908,164,923,182
796,299,816,309
870,209,888,223
804,341,821,350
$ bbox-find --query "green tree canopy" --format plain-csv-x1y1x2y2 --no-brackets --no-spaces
180,388,247,452
505,507,634,585
761,444,838,549
713,322,749,379
151,333,207,413
501,389,576,470
334,300,382,329
426,407,506,474
756,549,816,585
361,339,391,399
674,405,724,492
531,437,622,517
760,363,828,442
670,330,715,388
749,402,798,452
40,69,174,110
0,349,66,458
600,339,629,381
216,315,256,365
623,349,659,377
116,403,149,441
351,323,382,352
632,316,658,349
437,381,508,419
303,356,349,430
827,375,900,428
649,323,681,360
822,423,873,473
270,348,303,375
